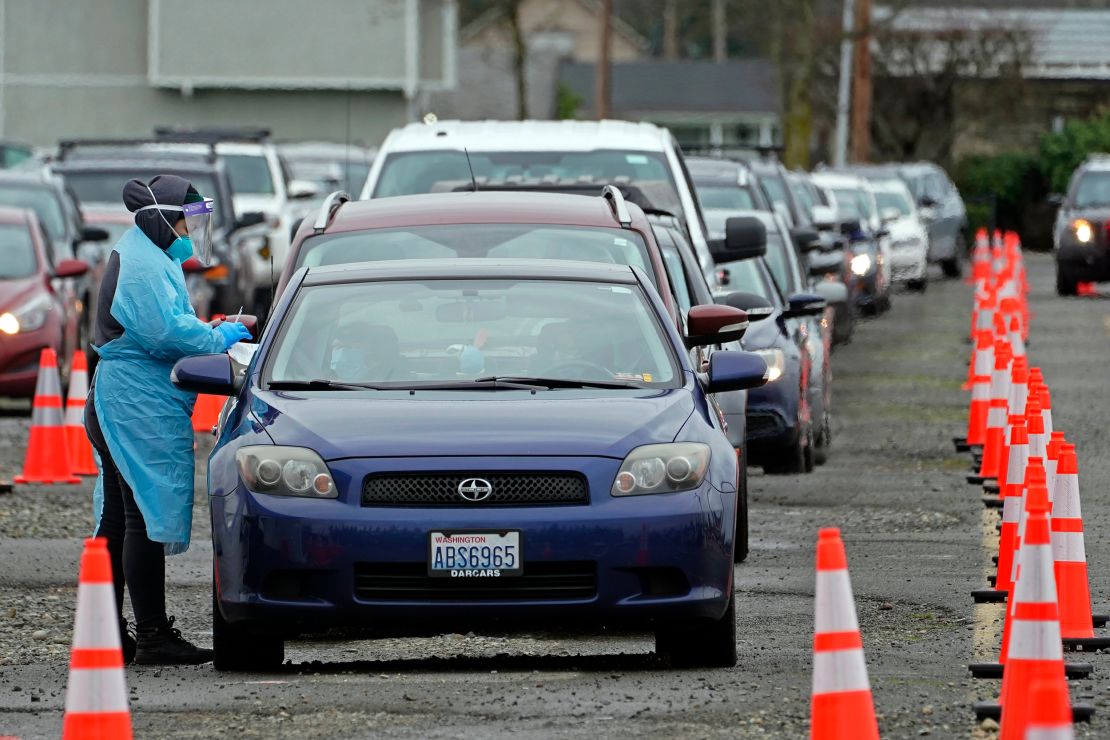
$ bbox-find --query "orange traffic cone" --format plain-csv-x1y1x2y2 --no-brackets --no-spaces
62,538,132,739
810,528,879,740
1053,445,1110,649
970,339,1012,484
1022,679,1074,740
1001,459,1048,660
965,331,993,447
995,421,1028,594
14,348,79,484
63,351,97,476
1025,396,1046,464
191,393,224,434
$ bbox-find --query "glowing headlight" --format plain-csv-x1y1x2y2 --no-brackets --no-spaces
1074,219,1094,244
0,294,51,334
752,348,786,383
235,445,337,498
612,443,710,496
850,253,873,276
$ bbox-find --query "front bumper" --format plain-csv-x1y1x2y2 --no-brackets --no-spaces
1057,239,1110,280
212,457,735,634
890,248,928,282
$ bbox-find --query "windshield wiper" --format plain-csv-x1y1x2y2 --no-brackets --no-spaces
473,375,644,389
267,379,391,391
267,378,545,392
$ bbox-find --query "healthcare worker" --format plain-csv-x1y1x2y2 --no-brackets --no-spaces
85,175,250,665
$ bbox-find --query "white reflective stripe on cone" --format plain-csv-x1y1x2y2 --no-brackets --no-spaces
72,584,122,650
1007,620,1065,660
1011,332,1027,357
31,403,65,428
974,348,994,376
1002,496,1021,523
976,309,994,332
1051,531,1086,563
1045,460,1058,503
1028,433,1046,461
63,403,85,427
1006,444,1027,481
1012,545,1057,603
1025,728,1075,740
63,667,130,713
1010,384,1028,416
1052,476,1080,519
987,406,1007,427
814,570,860,633
972,381,991,401
1042,410,1054,437
811,649,871,695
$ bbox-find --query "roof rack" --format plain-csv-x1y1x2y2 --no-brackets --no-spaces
56,138,218,163
601,185,632,227
153,125,272,143
313,191,350,233
447,179,683,223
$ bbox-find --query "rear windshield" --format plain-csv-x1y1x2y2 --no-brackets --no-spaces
296,224,659,291
62,171,226,228
0,186,66,240
0,223,37,279
695,185,756,211
373,150,677,199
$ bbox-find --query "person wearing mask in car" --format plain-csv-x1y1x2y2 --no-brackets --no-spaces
84,175,251,665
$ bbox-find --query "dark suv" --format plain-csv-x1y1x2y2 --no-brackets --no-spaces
1052,156,1110,295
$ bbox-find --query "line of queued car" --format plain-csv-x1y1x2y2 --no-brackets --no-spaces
0,122,968,671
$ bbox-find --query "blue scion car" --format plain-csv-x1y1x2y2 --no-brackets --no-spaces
173,259,767,671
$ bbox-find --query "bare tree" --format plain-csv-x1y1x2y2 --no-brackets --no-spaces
770,0,818,168
663,0,679,60
503,0,529,120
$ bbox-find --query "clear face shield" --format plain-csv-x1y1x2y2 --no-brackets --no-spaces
136,189,216,265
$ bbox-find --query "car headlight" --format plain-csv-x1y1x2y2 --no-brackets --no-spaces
0,294,52,335
850,253,873,276
1074,219,1094,244
611,443,710,496
752,348,786,383
235,445,337,498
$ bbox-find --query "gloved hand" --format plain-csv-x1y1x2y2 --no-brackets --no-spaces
215,322,252,350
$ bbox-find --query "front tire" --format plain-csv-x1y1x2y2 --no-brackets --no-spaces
212,584,284,672
907,278,927,292
655,575,737,668
1056,264,1079,296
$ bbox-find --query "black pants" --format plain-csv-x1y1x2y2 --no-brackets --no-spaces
86,386,167,630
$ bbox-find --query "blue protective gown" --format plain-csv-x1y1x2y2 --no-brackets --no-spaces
91,227,226,554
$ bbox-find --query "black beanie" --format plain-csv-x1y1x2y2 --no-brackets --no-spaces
122,175,200,251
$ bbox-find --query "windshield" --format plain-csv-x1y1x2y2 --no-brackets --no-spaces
761,232,793,293
0,223,37,278
0,186,66,240
288,158,370,195
831,188,870,221
720,257,776,302
373,150,677,198
695,185,756,211
1074,171,1110,208
62,171,226,228
759,174,789,209
224,154,276,196
267,279,678,388
875,189,913,216
296,224,658,291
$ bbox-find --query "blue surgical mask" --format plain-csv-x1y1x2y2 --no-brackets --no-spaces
167,235,193,264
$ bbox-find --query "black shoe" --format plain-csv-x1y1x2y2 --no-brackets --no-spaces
135,616,213,666
120,619,137,665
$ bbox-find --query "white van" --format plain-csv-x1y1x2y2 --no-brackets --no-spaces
359,120,717,283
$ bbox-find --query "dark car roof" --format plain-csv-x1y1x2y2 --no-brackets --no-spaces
324,191,640,233
302,258,641,286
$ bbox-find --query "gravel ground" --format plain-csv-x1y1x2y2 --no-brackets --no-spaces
1,253,1108,738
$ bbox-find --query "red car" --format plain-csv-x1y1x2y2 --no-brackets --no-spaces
0,206,88,396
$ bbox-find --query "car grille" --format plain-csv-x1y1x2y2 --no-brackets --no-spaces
354,561,597,601
361,473,589,507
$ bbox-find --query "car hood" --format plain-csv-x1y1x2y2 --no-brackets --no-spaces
0,277,41,313
249,387,696,460
886,218,927,241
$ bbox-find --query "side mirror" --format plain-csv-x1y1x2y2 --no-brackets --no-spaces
685,304,749,348
181,257,208,273
783,291,826,319
716,290,774,322
875,227,890,239
708,216,767,263
810,205,837,230
80,226,110,242
880,207,901,224
53,258,88,278
790,226,822,252
235,211,267,230
840,219,863,236
1047,193,1064,207
704,350,768,393
812,280,848,306
917,195,939,209
287,179,321,200
171,353,235,395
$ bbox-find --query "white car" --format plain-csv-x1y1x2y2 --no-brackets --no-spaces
359,119,718,285
868,178,928,291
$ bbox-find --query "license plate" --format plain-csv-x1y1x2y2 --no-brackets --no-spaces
428,531,522,577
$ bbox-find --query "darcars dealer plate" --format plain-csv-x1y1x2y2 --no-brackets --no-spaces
428,531,522,577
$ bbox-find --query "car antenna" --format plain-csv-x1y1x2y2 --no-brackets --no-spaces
464,148,479,192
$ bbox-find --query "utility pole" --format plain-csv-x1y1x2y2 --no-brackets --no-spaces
850,0,872,163
833,0,854,167
712,0,727,63
595,0,613,120
663,0,678,60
